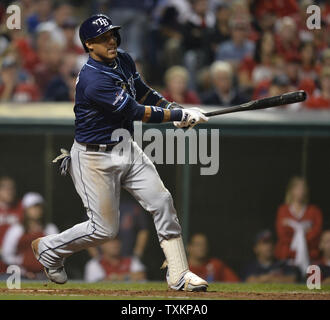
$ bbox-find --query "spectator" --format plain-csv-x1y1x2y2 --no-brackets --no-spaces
33,40,64,93
275,16,300,63
187,233,239,282
118,198,149,259
84,238,146,283
61,18,84,55
182,0,215,88
242,230,301,283
0,55,40,102
275,177,323,274
44,53,79,101
215,18,255,68
2,192,58,280
201,61,249,106
162,66,201,105
0,176,23,273
106,0,151,61
26,0,54,34
207,3,231,60
316,230,330,284
253,0,299,19
239,31,279,90
253,74,302,110
156,6,185,70
305,67,330,109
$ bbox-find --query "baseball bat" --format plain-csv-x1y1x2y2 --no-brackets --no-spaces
203,90,307,117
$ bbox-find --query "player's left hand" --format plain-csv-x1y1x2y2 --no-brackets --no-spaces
52,148,71,176
174,107,208,129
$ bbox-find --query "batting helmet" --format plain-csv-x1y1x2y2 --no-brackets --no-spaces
79,14,121,53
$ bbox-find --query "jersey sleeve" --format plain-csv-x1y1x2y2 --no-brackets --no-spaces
122,51,172,108
84,76,134,114
84,75,182,123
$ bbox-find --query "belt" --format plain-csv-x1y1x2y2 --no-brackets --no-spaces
80,142,119,152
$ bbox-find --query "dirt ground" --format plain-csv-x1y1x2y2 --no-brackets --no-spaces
1,288,329,300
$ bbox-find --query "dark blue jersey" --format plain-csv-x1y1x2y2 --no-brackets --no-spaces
74,49,168,144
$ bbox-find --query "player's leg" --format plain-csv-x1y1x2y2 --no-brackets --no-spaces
32,141,122,283
122,141,208,291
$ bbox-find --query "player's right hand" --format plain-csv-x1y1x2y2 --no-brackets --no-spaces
174,108,208,129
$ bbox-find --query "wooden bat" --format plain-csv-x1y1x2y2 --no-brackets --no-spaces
203,90,307,117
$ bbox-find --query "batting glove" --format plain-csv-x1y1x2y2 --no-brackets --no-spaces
174,107,208,129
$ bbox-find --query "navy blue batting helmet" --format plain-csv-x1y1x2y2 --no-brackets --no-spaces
79,14,121,52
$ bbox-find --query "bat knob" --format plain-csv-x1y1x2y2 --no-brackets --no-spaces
298,90,307,101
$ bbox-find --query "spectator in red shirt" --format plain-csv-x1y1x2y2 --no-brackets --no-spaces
0,176,23,274
242,230,301,283
316,230,330,284
187,233,239,283
0,56,40,102
275,16,300,63
239,31,279,89
275,177,323,274
254,0,299,19
2,192,58,280
84,238,146,283
162,66,201,105
305,67,330,109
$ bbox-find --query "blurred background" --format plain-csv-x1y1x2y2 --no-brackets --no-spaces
0,0,330,285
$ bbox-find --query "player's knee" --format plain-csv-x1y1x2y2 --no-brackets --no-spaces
93,221,119,240
153,191,174,213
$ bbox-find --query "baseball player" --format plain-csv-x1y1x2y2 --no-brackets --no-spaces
31,14,208,291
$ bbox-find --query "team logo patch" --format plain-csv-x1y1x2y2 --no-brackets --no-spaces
93,18,109,27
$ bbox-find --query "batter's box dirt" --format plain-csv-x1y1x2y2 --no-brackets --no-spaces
0,288,329,300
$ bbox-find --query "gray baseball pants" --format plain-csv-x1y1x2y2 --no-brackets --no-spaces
38,138,182,269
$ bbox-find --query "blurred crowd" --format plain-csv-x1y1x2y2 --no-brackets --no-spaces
0,174,329,284
0,0,329,108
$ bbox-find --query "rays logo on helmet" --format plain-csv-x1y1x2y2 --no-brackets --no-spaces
93,17,109,27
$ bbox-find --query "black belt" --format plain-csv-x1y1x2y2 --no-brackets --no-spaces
84,143,118,152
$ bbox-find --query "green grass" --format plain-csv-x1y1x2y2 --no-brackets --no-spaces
0,281,329,300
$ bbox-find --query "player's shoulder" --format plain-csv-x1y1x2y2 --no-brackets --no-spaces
117,49,134,64
117,49,136,72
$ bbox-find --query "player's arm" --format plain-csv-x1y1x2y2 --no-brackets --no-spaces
123,51,183,110
134,73,183,110
84,78,207,127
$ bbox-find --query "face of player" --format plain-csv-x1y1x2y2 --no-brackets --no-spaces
0,178,16,206
86,30,118,63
